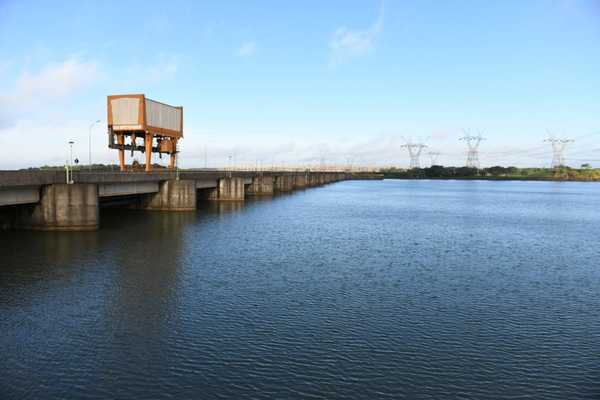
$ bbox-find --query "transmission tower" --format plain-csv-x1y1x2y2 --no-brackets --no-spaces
544,132,573,168
428,151,441,166
459,129,485,168
401,139,427,169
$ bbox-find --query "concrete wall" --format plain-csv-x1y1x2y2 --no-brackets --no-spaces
294,174,307,189
16,184,99,231
0,171,351,230
98,182,159,197
209,177,245,201
274,175,293,192
0,170,351,189
196,180,218,189
246,175,274,195
141,180,197,211
0,186,40,206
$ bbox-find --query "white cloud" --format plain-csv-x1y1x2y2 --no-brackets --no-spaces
0,57,99,128
15,58,98,98
237,41,257,57
329,2,385,67
0,117,115,169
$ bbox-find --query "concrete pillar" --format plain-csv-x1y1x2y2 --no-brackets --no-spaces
274,175,293,192
142,179,196,211
294,174,307,189
209,177,245,201
285,175,294,191
246,175,274,196
310,174,320,186
17,184,99,231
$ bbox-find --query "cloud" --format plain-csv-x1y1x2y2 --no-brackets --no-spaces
0,57,99,128
329,2,385,67
15,58,98,98
0,118,112,169
237,41,257,57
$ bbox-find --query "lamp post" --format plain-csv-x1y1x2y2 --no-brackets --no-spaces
175,141,180,181
88,119,101,171
68,141,75,184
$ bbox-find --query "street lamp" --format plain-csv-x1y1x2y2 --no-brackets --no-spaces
68,141,75,184
88,119,101,171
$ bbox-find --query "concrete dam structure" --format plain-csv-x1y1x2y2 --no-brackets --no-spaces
0,170,352,231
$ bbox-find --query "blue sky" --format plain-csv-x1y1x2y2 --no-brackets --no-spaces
1,0,599,168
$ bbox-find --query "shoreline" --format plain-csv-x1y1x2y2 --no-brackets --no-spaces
382,175,600,182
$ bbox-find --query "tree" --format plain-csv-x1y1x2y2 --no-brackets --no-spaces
486,166,506,177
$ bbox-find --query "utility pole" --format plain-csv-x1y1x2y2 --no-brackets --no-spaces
545,131,573,168
88,119,101,171
401,138,427,169
67,141,75,184
459,129,485,168
175,141,180,180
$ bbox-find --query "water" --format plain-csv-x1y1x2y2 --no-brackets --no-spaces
1,180,600,399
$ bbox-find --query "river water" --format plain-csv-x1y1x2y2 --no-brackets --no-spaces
1,180,599,399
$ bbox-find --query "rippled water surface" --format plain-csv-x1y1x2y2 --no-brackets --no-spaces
1,180,600,399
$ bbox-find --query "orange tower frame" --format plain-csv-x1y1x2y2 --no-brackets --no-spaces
107,94,183,172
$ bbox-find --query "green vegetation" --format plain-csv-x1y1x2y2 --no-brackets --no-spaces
382,166,600,181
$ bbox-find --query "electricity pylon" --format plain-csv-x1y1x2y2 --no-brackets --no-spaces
401,138,427,169
544,131,573,168
428,151,441,166
459,129,485,168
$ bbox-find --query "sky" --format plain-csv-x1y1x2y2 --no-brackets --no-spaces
1,0,599,169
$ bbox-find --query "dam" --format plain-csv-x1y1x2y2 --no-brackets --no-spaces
0,170,354,231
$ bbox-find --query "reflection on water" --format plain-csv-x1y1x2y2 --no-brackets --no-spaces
199,200,245,216
2,180,600,399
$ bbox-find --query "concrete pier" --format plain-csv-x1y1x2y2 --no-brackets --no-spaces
275,175,294,192
141,180,196,211
246,175,274,196
17,184,99,231
209,177,245,201
308,174,319,187
294,174,307,189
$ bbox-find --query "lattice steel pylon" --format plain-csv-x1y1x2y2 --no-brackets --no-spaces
428,151,441,166
459,129,485,168
401,139,428,169
544,132,573,168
